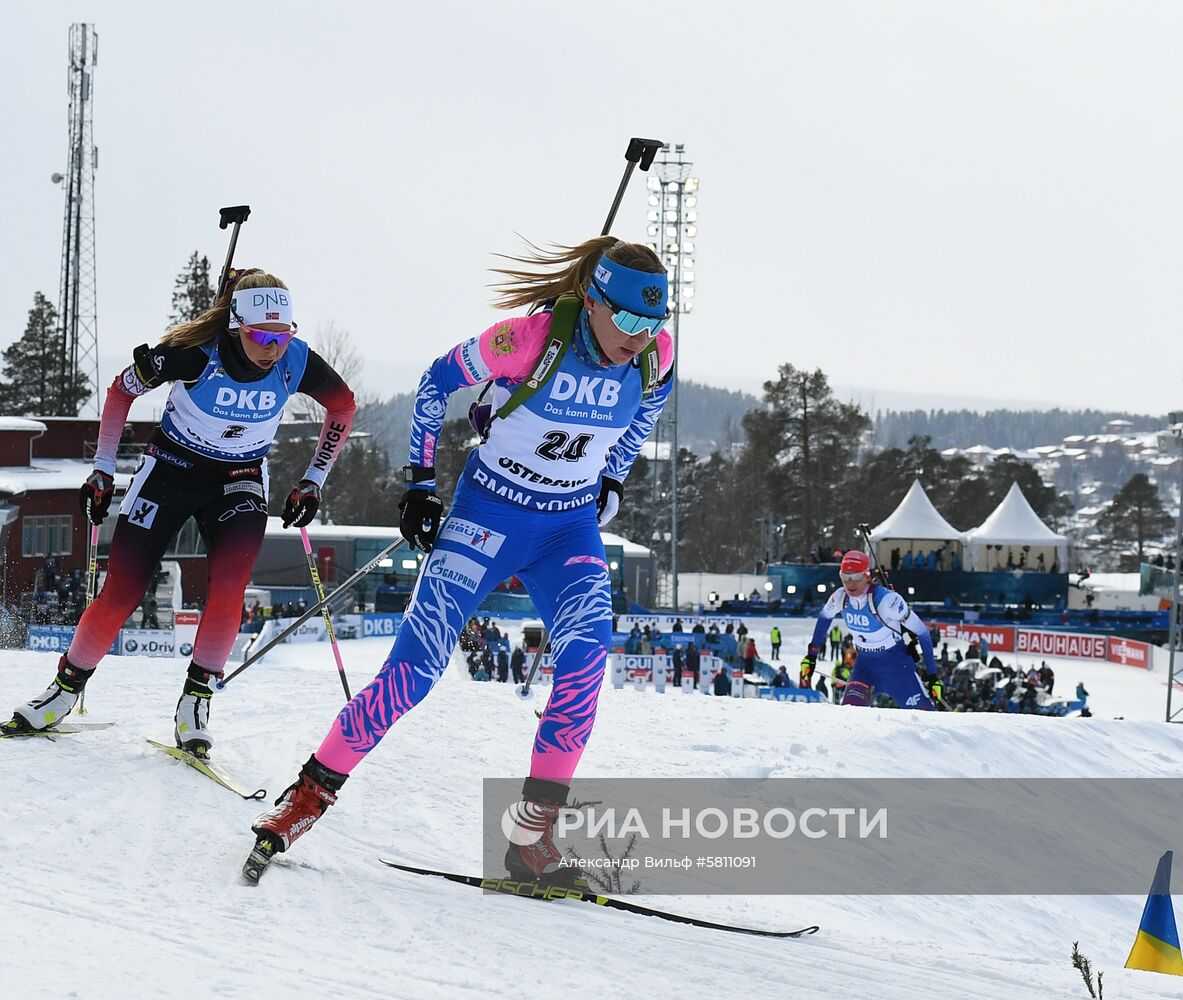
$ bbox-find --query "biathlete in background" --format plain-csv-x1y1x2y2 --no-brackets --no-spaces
249,237,675,884
5,270,356,754
803,550,935,710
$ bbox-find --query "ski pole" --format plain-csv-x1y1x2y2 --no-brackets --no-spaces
601,138,664,236
514,628,550,700
299,526,352,700
219,538,403,688
858,521,923,663
75,522,100,715
856,522,891,589
215,205,251,298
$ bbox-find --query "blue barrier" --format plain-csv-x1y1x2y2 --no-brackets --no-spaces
360,613,404,638
26,625,117,655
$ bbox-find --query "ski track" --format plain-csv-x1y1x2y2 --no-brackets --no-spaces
3,629,1183,1000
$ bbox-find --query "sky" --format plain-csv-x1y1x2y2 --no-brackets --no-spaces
2,1,1182,420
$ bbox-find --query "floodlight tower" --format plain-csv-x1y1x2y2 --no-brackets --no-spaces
53,23,100,417
646,144,698,611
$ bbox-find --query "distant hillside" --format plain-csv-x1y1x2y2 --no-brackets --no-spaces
667,379,759,454
871,408,1165,450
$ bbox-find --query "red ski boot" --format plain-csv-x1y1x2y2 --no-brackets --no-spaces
503,777,580,888
244,755,347,883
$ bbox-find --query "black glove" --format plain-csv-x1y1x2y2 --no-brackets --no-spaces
398,488,444,551
282,479,321,528
79,470,115,525
596,476,624,528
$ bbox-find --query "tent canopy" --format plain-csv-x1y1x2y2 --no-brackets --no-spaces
964,482,1068,571
869,480,964,544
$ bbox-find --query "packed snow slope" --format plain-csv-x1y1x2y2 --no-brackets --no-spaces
3,629,1182,1000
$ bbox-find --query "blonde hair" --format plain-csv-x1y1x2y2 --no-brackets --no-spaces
161,270,289,347
491,237,664,312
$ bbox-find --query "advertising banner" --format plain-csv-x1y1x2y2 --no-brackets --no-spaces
361,613,404,638
26,626,117,656
937,622,1016,653
119,629,176,658
278,617,327,643
174,611,200,658
1106,636,1151,669
26,625,76,653
1017,629,1107,661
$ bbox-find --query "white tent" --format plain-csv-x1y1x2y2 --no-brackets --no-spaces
868,480,965,569
964,482,1068,572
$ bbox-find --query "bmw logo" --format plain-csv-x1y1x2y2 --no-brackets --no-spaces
180,643,193,657
124,639,138,653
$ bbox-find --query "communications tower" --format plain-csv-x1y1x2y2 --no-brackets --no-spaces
53,23,100,416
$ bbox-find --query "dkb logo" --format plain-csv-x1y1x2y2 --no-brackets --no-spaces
215,388,278,410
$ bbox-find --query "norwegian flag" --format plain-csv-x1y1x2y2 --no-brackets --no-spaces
266,312,280,320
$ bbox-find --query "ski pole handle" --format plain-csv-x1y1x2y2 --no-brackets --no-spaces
216,204,251,299
601,138,664,236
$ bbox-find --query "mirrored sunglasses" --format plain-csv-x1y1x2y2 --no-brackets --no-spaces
590,280,669,338
234,309,296,347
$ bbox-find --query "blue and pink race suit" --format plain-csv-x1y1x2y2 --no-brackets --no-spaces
314,309,674,784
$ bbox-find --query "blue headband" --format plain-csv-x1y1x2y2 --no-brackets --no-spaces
589,254,669,319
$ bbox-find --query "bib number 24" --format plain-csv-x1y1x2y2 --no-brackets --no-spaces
536,431,593,462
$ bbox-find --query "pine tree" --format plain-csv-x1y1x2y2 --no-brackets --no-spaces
169,251,215,326
1095,472,1173,564
325,440,398,525
740,365,871,562
0,291,91,416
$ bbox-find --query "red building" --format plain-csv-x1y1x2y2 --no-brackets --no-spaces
0,416,210,608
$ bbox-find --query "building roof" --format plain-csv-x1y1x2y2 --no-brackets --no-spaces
0,418,47,433
0,458,133,494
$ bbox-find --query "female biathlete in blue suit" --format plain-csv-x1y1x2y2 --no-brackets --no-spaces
249,238,675,882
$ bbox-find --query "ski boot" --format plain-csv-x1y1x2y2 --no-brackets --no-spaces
503,777,581,888
245,755,348,883
5,655,94,734
174,662,221,758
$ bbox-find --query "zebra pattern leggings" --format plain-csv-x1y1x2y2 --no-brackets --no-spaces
315,477,613,786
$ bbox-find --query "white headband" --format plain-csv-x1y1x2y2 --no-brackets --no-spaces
228,286,294,329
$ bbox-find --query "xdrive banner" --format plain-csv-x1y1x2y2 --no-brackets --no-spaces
483,778,1183,894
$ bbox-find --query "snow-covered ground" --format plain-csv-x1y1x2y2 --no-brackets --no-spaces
3,624,1182,1000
